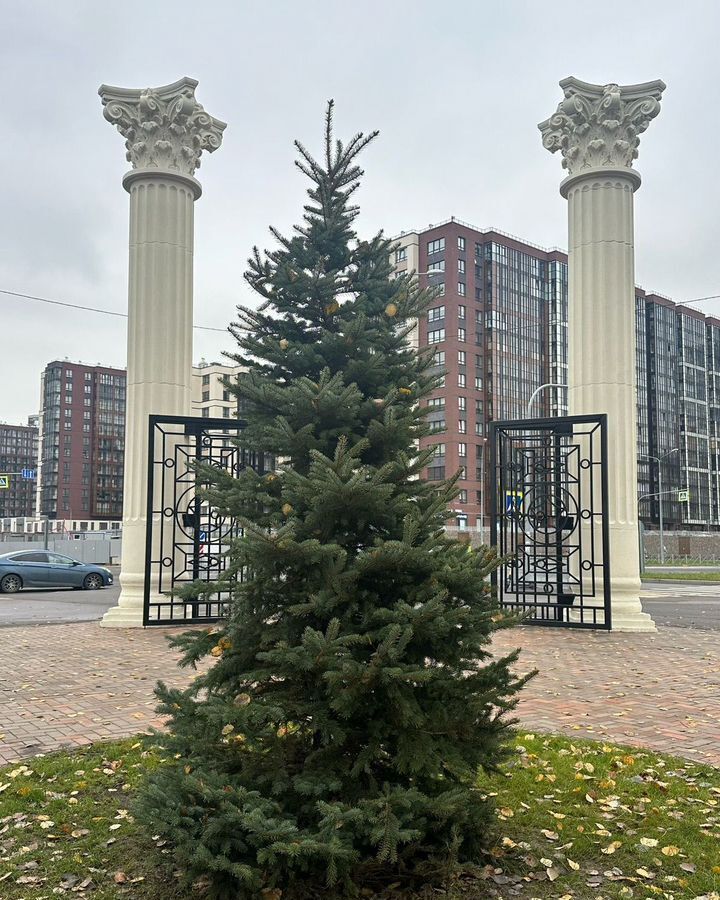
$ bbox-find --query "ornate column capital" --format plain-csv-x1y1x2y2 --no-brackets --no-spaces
538,77,665,177
99,77,226,177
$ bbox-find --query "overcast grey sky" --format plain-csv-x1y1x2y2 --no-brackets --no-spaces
1,0,718,424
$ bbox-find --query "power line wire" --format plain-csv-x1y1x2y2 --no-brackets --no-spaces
1,288,229,333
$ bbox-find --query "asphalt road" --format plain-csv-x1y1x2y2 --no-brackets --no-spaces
640,581,720,631
0,579,718,630
0,583,120,626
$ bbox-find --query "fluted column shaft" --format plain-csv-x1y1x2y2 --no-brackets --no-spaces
562,168,654,629
100,171,199,627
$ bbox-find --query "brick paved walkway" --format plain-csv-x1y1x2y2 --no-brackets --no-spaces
0,622,718,766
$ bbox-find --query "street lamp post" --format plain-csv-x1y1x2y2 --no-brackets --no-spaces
639,448,679,565
526,382,568,417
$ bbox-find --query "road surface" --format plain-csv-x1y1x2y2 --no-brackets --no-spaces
0,584,120,626
0,578,717,630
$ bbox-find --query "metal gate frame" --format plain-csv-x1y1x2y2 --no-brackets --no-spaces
143,414,265,626
489,414,611,630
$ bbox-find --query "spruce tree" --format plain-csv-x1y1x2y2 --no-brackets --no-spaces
138,103,529,899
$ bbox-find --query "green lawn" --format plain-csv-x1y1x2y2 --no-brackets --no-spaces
642,571,720,582
1,734,719,899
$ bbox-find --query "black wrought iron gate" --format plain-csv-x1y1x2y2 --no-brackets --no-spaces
489,414,611,629
143,415,266,626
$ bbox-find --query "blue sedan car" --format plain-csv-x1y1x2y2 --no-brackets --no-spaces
0,550,113,593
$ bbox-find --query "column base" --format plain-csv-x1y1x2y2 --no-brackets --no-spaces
610,580,657,632
100,571,145,628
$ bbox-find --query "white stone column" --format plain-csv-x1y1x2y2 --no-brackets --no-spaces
539,78,665,632
98,78,225,627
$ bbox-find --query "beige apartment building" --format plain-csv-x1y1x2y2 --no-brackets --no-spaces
191,360,244,421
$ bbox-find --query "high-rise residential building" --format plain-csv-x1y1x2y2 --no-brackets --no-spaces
191,360,244,420
37,361,126,520
394,217,720,531
394,218,567,529
0,418,39,518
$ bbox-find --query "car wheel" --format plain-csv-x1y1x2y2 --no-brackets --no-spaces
83,573,104,591
1,574,22,594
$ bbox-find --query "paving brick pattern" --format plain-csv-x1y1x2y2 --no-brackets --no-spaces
0,622,718,767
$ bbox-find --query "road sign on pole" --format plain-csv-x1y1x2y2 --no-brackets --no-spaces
21,468,36,480
505,490,523,514
678,489,689,502
0,475,9,489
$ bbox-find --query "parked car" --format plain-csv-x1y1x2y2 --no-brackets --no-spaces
0,550,113,594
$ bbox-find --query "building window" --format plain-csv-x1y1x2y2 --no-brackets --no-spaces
457,282,466,297
458,259,465,275
458,328,466,342
432,350,445,366
395,247,407,263
458,466,467,480
429,419,446,432
64,421,72,430
433,443,446,457
428,329,445,344
202,391,210,402
458,489,468,503
458,373,466,388
437,283,445,296
223,390,230,402
427,238,445,255
458,420,467,434
202,374,210,386
475,376,483,390
65,369,72,378
64,409,72,417
458,305,466,320
458,397,466,411
85,372,92,381
223,408,230,418
428,260,445,273
458,442,467,457
65,394,73,405
475,423,484,436
428,397,445,409
458,236,466,251
82,424,90,432
475,399,483,414
458,351,466,365
427,305,445,323
202,407,209,417
437,375,446,387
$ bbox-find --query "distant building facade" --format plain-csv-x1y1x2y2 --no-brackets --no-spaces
37,361,126,521
394,217,720,531
0,418,39,518
191,360,244,420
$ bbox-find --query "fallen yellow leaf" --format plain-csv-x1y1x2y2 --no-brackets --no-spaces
602,840,622,855
661,845,680,856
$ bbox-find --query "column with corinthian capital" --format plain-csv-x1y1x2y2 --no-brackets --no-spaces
98,78,226,627
539,77,665,631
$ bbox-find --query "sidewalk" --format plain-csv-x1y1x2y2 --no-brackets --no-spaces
0,622,718,766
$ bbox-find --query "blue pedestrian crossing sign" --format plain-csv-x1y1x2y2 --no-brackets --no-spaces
21,468,36,480
505,490,523,513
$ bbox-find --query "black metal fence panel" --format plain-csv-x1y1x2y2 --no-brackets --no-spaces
489,415,611,630
143,415,268,626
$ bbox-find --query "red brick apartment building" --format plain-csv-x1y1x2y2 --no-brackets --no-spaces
393,218,568,529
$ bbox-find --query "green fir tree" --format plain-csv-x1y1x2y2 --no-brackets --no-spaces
138,102,529,899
